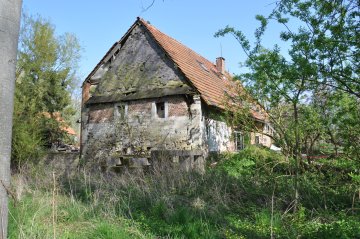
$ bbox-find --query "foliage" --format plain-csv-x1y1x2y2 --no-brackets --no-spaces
273,0,359,98
218,146,285,178
321,92,360,160
9,147,360,238
215,0,360,211
11,112,44,165
12,13,81,164
215,0,360,162
8,193,151,239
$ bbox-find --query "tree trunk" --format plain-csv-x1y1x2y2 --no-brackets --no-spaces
293,102,300,212
327,127,339,156
0,1,22,238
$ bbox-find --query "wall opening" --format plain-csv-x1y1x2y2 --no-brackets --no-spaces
116,104,126,120
234,131,245,151
255,135,260,145
156,102,165,118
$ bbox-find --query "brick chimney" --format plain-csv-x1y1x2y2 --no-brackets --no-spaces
216,57,225,74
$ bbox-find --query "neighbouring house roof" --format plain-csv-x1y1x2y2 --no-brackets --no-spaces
84,18,266,121
42,112,77,136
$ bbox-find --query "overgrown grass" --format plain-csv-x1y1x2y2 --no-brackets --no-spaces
8,193,152,238
9,146,360,238
8,169,154,239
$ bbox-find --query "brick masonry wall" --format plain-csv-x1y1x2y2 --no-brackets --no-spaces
128,100,152,116
168,97,188,117
88,104,114,123
82,82,91,105
43,152,79,174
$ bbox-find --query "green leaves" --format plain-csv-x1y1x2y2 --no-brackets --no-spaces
12,13,81,163
216,0,359,167
214,26,250,52
277,0,359,98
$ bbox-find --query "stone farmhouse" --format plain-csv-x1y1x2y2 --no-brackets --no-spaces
80,18,272,170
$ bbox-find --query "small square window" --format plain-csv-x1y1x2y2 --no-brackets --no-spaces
156,102,165,118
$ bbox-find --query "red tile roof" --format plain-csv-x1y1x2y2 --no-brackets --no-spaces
42,112,77,135
138,18,233,109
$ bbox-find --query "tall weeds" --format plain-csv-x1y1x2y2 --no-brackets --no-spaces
8,147,360,238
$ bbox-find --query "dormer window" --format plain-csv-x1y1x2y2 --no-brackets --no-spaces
197,60,209,72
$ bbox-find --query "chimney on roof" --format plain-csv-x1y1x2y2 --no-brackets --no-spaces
216,57,225,74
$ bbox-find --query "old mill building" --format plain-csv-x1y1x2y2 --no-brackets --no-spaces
80,18,273,170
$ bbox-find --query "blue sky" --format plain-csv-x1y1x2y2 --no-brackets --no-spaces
23,0,281,86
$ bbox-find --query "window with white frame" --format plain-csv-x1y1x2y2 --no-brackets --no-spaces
234,131,245,151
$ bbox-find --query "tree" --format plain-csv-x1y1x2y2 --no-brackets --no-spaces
12,14,81,164
317,91,360,160
272,0,359,98
215,0,359,210
215,36,317,209
0,0,22,238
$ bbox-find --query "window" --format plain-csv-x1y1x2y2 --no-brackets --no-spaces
197,60,209,72
156,102,165,118
234,131,244,151
116,103,127,120
255,135,260,145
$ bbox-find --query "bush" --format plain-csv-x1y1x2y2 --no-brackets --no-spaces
218,146,287,178
11,116,44,166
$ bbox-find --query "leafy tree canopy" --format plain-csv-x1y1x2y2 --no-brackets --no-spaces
217,0,359,98
215,0,359,161
215,0,360,209
12,13,81,164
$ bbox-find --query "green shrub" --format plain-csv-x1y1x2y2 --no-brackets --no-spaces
11,117,44,166
217,146,287,178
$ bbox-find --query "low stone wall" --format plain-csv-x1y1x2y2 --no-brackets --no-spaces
43,150,205,175
42,152,80,174
151,150,205,173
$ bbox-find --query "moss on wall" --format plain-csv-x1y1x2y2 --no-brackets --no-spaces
91,25,192,99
